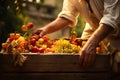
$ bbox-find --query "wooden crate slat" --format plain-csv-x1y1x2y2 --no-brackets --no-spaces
0,54,111,72
2,72,111,80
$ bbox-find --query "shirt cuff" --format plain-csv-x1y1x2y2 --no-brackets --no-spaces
100,17,119,36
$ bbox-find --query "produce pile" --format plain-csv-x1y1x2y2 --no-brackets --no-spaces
1,23,101,54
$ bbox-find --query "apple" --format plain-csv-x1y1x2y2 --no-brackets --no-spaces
38,38,44,44
31,46,38,52
42,35,48,42
28,22,34,29
35,41,41,47
47,40,55,48
22,41,28,48
75,39,82,46
44,48,54,53
30,38,37,46
42,44,47,49
38,48,44,53
31,35,39,41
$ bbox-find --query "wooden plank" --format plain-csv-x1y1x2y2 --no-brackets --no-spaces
0,54,111,72
112,64,120,80
112,72,120,80
1,72,111,80
117,63,120,72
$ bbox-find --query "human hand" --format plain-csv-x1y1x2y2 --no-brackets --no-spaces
33,27,47,37
79,41,97,68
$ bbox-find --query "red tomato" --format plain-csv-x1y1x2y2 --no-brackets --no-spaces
71,35,77,42
42,35,48,42
21,25,28,31
28,22,34,29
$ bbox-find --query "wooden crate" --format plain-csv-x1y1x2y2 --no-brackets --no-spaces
112,63,120,80
0,53,112,80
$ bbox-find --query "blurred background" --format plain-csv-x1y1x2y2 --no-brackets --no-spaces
0,0,85,50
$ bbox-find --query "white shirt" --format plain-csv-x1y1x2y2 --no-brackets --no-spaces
58,0,120,51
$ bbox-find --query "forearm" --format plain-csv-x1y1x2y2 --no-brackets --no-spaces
86,24,113,47
79,23,113,67
44,17,72,34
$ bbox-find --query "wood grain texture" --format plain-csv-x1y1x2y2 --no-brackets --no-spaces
0,54,111,72
0,53,112,80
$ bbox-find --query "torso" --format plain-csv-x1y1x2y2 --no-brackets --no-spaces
75,0,104,30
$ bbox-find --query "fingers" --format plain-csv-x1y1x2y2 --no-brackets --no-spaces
33,28,42,35
33,28,46,37
90,53,96,66
83,53,89,68
40,30,46,37
79,51,96,68
86,54,93,67
79,50,85,66
84,53,96,68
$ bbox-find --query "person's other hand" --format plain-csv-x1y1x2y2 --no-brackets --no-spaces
33,27,47,37
79,41,96,68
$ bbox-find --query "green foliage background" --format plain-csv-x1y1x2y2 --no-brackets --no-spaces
73,16,85,37
0,0,28,50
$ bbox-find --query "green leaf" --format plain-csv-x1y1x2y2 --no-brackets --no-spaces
40,0,44,4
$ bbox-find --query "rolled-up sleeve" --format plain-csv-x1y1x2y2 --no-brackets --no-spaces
100,0,120,36
58,0,79,27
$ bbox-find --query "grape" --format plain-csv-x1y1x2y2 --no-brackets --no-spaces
53,39,81,54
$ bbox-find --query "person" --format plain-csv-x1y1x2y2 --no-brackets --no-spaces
33,0,120,68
